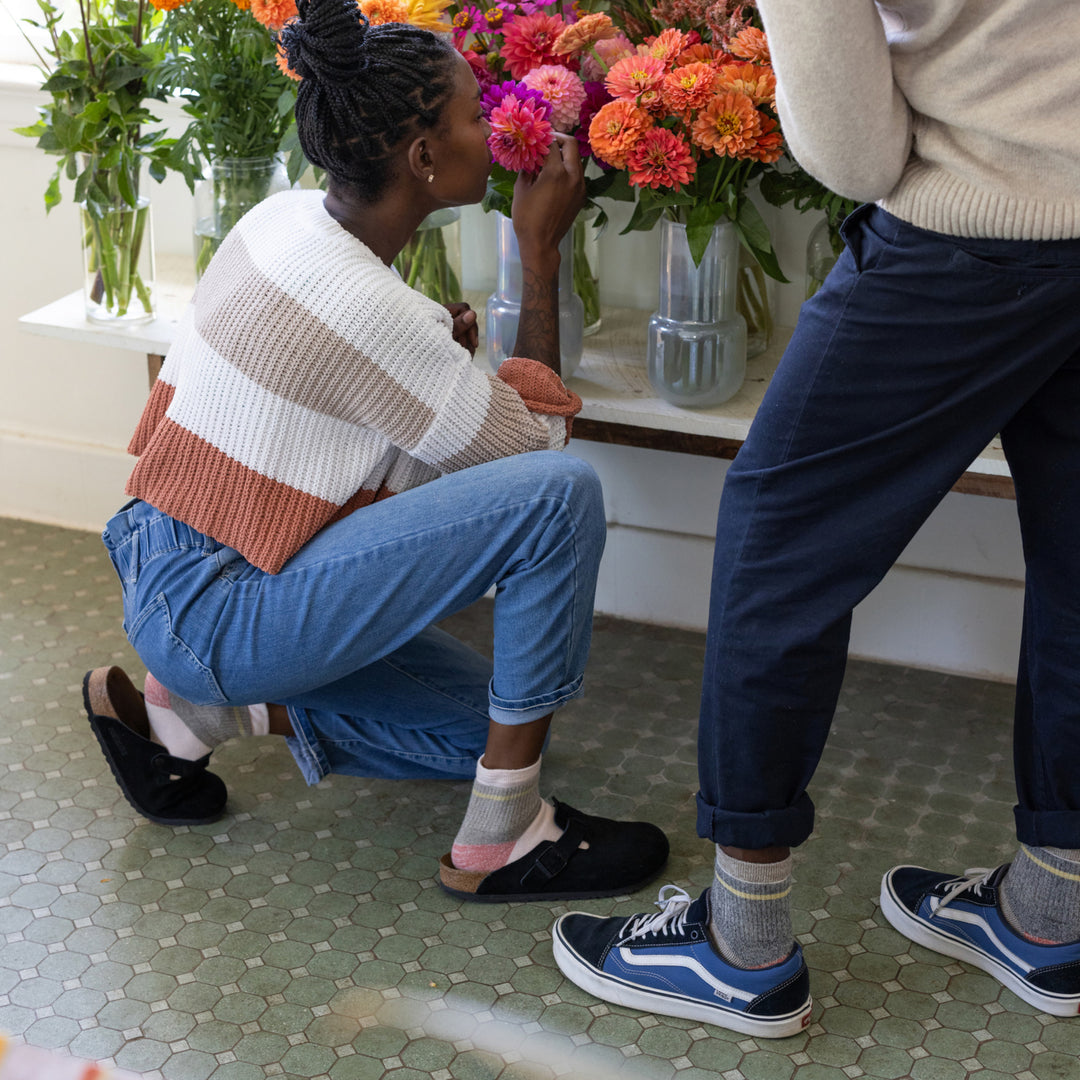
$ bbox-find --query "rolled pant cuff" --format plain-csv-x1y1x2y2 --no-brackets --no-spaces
284,706,330,785
1014,805,1080,848
488,673,585,726
696,791,816,849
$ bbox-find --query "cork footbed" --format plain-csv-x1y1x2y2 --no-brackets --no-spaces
438,853,485,894
85,666,152,741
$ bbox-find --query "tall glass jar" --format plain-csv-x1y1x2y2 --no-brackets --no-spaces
193,156,291,279
647,217,747,408
394,207,463,305
80,196,155,324
486,213,584,379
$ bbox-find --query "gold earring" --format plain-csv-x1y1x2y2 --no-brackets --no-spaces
427,174,435,184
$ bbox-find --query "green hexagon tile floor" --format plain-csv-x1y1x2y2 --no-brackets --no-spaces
2,516,1079,1080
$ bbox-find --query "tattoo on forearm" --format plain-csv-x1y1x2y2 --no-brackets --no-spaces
514,263,561,374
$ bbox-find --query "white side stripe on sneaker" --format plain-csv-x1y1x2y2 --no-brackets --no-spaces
928,899,1034,972
616,949,754,1003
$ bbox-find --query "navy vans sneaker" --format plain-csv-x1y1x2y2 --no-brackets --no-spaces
552,885,812,1038
881,864,1080,1017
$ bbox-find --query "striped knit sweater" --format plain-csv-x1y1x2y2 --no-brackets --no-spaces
126,190,582,574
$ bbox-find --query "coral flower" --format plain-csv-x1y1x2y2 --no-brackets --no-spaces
676,43,732,68
661,62,717,115
230,0,252,9
691,91,763,156
501,13,568,79
521,65,586,131
149,0,190,9
358,0,408,23
588,99,652,169
640,28,688,66
605,54,666,109
488,95,554,173
741,115,784,162
729,26,770,63
250,0,297,29
627,127,696,191
552,12,617,56
714,61,776,106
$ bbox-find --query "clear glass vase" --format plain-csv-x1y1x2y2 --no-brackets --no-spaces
805,214,845,299
736,245,773,358
394,207,463,305
80,196,155,324
486,213,584,379
193,156,291,279
573,209,602,337
647,217,747,408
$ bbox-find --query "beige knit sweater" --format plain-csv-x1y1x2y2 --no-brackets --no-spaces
757,0,1080,240
126,191,581,574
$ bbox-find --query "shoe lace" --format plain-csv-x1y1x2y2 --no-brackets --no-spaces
615,885,693,946
936,867,994,912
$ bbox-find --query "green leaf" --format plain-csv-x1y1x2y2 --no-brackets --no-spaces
44,170,61,213
12,122,45,138
621,199,664,234
50,108,83,150
116,166,137,207
104,65,147,91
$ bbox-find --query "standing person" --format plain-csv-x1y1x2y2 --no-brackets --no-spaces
553,0,1080,1034
84,0,669,904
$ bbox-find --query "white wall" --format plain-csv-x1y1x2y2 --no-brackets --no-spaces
0,67,1025,682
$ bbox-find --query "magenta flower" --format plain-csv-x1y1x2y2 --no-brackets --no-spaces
451,5,483,48
482,79,552,121
488,91,555,173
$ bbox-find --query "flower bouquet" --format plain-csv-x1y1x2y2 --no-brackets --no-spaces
151,0,301,274
448,6,628,333
15,0,194,321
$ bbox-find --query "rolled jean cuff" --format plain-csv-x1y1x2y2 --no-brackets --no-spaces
487,673,585,726
696,791,816,849
285,706,330,785
1013,805,1080,848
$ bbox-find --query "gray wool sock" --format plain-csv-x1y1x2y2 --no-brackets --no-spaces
144,672,264,760
1000,846,1080,944
708,847,794,970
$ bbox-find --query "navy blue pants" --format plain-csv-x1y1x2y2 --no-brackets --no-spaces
697,205,1080,851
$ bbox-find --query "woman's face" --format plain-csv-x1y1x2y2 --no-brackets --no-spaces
426,51,493,206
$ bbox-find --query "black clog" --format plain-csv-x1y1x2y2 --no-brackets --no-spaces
83,666,228,826
439,798,669,902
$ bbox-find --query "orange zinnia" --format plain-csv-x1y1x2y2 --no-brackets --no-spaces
230,0,252,10
149,0,191,9
640,28,687,66
627,128,696,191
588,99,652,169
729,26,770,64
715,61,776,106
741,115,784,163
358,0,409,23
661,62,717,116
676,43,733,69
251,0,298,29
552,12,617,56
605,54,666,109
691,91,763,156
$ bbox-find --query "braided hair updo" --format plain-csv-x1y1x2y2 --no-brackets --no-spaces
279,0,458,201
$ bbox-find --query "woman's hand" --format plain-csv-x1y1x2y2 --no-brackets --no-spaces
511,133,586,269
445,301,478,356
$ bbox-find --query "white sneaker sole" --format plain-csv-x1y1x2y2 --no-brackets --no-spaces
879,869,1080,1017
551,917,812,1039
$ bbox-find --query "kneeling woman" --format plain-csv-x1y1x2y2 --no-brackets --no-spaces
84,0,667,901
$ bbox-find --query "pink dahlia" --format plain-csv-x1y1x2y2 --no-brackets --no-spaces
489,94,555,173
580,33,635,81
521,65,587,131
501,12,568,79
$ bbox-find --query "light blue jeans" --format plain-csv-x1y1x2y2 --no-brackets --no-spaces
102,452,606,785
